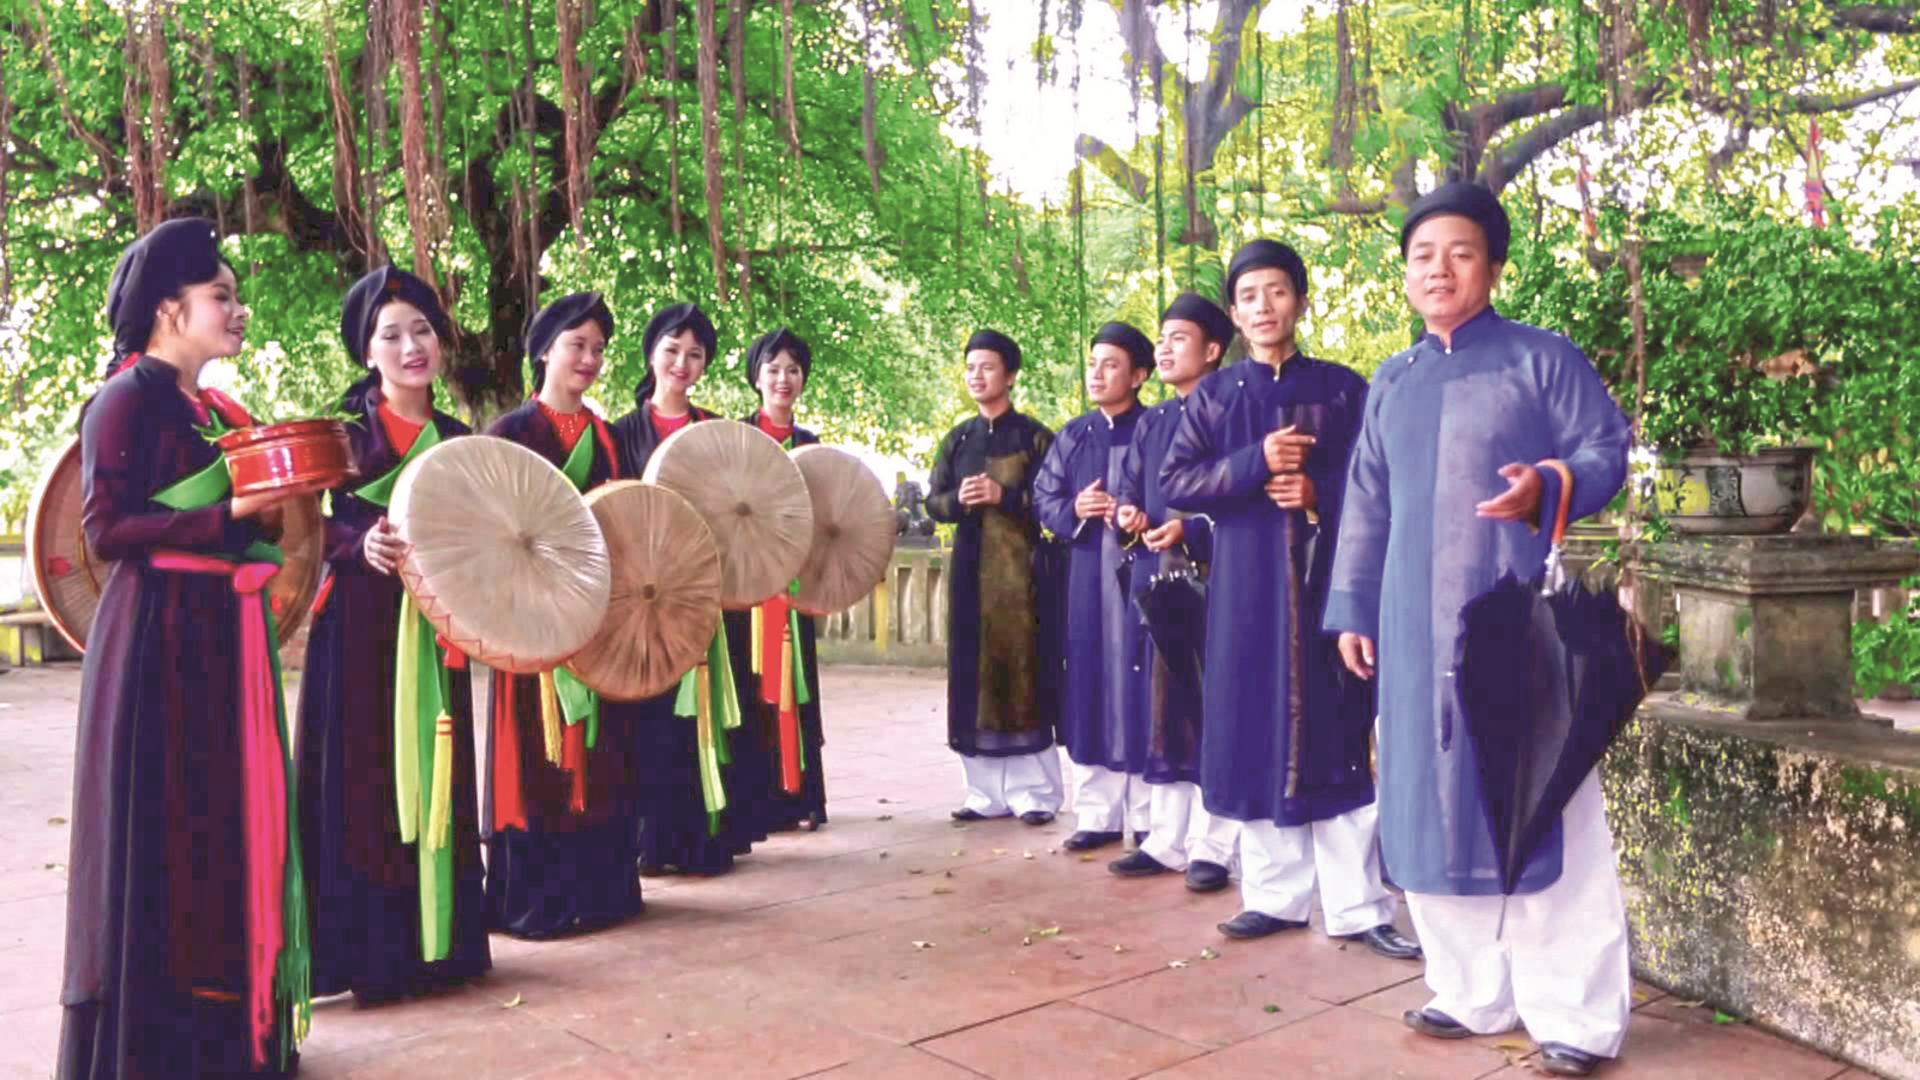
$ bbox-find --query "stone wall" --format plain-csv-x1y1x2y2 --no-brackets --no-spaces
1607,704,1920,1078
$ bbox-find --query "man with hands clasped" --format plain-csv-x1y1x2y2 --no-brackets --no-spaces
1160,240,1418,960
1032,323,1158,851
928,331,1066,827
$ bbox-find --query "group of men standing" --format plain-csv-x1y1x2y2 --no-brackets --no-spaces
926,183,1636,1078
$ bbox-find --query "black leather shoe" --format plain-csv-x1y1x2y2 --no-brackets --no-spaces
1538,1043,1603,1076
1019,810,1056,826
1347,924,1423,960
1062,830,1122,851
951,807,1004,821
1108,851,1172,877
1184,860,1230,892
1217,910,1308,939
1402,1008,1473,1040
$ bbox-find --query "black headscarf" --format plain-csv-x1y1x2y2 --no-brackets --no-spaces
1223,239,1309,306
634,302,718,407
1090,321,1154,371
1160,292,1234,347
337,265,451,409
104,217,228,370
744,327,813,394
1400,181,1512,263
964,328,1022,374
525,291,615,393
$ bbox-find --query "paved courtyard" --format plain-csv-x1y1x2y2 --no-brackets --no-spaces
0,662,1883,1079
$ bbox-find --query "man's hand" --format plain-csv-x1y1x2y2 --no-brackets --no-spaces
1265,472,1316,511
1115,504,1147,533
958,473,1004,508
1263,425,1315,474
1338,633,1376,680
1073,479,1114,521
1475,463,1543,522
1143,518,1186,552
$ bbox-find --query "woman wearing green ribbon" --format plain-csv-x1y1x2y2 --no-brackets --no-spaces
59,219,310,1077
294,266,491,1001
483,292,647,937
724,328,830,837
612,302,754,876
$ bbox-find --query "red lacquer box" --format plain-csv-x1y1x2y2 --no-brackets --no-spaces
217,419,359,498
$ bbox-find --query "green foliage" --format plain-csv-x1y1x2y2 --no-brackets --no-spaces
1853,579,1920,700
1502,203,1920,536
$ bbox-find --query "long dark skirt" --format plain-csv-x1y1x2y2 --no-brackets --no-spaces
483,671,644,937
721,611,829,834
632,694,753,874
60,563,299,1079
295,565,491,1000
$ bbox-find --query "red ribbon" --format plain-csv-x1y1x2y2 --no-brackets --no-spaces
491,673,528,833
149,550,286,1067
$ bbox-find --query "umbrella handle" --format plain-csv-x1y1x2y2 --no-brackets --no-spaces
1539,459,1576,594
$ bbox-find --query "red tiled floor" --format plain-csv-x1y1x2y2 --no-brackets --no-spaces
4,664,1863,1080
1144,1005,1516,1079
920,1001,1207,1079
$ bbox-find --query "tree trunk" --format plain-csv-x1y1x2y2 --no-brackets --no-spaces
696,0,730,300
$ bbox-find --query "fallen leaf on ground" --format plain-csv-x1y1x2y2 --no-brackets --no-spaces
48,816,67,826
1113,945,1125,954
951,850,964,857
1712,1010,1742,1025
878,851,890,859
1168,960,1189,969
501,993,524,1009
877,814,894,821
1263,1004,1281,1014
1198,947,1220,960
1022,851,1036,860
944,870,954,878
1029,926,1062,938
1492,1039,1533,1053
908,868,925,875
911,940,935,950
991,848,1008,856
1022,936,1033,946
878,798,892,804
1671,999,1707,1009
932,886,953,895
1078,854,1095,862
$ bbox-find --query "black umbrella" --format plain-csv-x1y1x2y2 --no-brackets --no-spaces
1133,560,1208,689
1452,473,1672,904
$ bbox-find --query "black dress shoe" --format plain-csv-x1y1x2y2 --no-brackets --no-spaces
1019,810,1056,826
1184,860,1230,892
1538,1043,1603,1076
1108,851,1172,877
1402,1008,1473,1040
1216,910,1309,939
1346,924,1423,960
1062,830,1123,851
951,807,1006,821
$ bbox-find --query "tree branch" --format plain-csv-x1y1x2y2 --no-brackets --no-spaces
1074,134,1150,200
1832,4,1920,33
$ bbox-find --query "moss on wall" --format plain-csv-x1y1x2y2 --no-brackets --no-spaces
1606,707,1920,1078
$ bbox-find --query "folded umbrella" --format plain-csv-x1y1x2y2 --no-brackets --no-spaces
1452,461,1673,909
1133,560,1208,689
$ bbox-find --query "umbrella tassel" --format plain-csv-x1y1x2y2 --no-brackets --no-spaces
427,713,454,850
539,672,565,766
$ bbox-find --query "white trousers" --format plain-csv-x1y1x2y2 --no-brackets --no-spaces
1239,802,1396,937
1068,762,1152,833
1139,781,1239,871
1404,769,1632,1058
958,749,1065,817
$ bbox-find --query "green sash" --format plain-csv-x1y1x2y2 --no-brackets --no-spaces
551,426,601,747
354,416,441,509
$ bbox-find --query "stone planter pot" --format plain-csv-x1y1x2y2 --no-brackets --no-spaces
1655,446,1814,535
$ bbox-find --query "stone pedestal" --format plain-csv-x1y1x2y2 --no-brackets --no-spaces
1628,536,1920,720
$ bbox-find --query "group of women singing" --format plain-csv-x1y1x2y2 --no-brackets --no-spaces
56,219,832,1079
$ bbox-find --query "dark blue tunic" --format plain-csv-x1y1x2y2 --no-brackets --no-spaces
1323,308,1630,897
1111,396,1214,785
1032,405,1145,772
1161,355,1375,826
